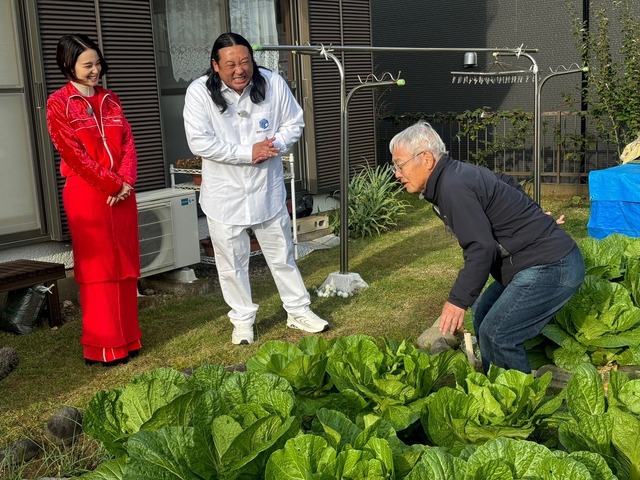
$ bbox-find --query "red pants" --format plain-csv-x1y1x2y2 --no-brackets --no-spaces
63,175,142,362
79,278,142,362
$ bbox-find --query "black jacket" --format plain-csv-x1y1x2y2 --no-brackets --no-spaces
422,155,576,309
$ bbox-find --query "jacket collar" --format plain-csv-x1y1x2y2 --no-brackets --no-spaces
62,81,106,100
422,153,453,203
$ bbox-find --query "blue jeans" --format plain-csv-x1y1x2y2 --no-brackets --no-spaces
472,246,585,373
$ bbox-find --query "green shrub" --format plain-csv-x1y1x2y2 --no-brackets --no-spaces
566,0,640,156
329,164,409,239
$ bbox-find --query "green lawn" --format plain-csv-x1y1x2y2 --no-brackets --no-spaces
0,191,591,450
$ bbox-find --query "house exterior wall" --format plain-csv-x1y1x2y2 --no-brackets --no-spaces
0,0,375,266
303,0,376,193
37,0,166,240
370,0,639,165
371,1,582,116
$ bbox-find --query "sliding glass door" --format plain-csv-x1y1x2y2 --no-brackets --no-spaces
0,0,43,242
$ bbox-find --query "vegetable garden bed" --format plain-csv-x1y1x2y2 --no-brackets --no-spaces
76,234,640,479
79,334,639,479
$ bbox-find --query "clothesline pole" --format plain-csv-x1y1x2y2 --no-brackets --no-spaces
254,43,539,294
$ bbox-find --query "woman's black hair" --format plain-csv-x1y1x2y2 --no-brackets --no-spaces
56,34,109,81
205,32,267,113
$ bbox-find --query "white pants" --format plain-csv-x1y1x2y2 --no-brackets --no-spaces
207,206,311,329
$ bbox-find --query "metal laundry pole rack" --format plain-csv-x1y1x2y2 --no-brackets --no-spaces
253,43,539,294
534,63,589,201
451,52,586,202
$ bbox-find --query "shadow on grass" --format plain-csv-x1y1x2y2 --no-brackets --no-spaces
0,197,456,445
286,207,460,342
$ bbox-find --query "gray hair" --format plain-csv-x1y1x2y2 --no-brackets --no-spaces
389,120,448,162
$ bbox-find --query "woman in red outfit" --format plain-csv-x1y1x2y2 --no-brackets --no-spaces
46,34,142,366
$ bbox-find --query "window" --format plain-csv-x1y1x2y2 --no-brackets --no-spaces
0,0,43,241
229,0,283,76
151,0,291,165
152,0,226,90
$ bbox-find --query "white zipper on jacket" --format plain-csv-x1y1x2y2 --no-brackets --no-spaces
66,92,116,171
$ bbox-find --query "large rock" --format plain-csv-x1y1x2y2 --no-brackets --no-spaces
618,365,640,380
0,346,19,381
534,364,572,395
416,316,460,352
0,438,40,464
46,406,83,446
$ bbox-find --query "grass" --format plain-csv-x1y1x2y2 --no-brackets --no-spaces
0,435,110,479
0,190,591,477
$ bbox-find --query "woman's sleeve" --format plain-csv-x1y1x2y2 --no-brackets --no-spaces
46,94,123,195
114,97,137,186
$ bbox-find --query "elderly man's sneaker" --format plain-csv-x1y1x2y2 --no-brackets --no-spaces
232,325,254,345
286,309,329,333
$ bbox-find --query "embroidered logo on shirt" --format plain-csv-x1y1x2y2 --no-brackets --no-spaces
259,118,269,129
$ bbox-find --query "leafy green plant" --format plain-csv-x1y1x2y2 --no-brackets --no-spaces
558,362,640,480
421,365,563,455
265,408,423,479
245,336,355,419
566,0,640,157
75,335,637,479
325,335,466,431
406,436,616,480
550,115,597,164
455,108,533,166
543,234,640,370
329,164,409,239
246,336,332,396
82,366,300,479
248,335,468,432
386,108,533,167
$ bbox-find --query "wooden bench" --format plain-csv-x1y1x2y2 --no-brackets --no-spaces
0,259,66,328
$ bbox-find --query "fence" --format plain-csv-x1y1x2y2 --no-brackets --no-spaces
377,111,620,184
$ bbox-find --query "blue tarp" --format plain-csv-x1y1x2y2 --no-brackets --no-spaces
588,163,640,239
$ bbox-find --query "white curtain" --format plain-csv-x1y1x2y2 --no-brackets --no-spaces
229,0,280,73
165,0,224,81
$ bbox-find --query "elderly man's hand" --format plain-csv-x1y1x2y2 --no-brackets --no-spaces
439,301,466,335
545,211,565,225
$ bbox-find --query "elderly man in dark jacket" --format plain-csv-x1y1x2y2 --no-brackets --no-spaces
390,120,585,373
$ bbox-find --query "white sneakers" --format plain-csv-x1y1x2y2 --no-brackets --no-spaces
286,309,330,333
232,309,329,345
231,325,255,345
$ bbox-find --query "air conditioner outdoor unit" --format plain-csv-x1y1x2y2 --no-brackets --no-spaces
136,188,200,278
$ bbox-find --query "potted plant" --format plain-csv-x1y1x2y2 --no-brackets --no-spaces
175,156,202,185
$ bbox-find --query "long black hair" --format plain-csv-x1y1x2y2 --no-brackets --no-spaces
205,32,266,113
56,34,108,81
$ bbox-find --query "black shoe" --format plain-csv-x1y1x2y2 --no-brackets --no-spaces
128,349,141,359
85,356,129,367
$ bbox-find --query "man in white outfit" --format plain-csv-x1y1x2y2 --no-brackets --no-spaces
183,32,329,345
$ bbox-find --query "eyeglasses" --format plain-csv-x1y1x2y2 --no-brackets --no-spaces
392,150,425,173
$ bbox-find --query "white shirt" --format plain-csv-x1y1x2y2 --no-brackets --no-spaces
183,68,304,225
